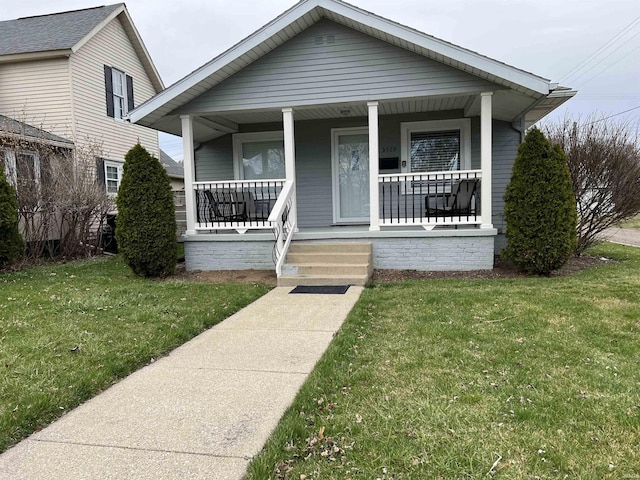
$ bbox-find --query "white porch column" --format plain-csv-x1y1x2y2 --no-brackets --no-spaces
368,101,380,231
181,114,197,235
480,92,493,229
282,107,297,228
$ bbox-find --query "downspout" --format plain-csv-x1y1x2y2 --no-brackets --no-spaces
511,117,526,143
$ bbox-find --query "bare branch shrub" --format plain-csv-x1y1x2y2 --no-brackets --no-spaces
1,116,114,262
544,116,640,254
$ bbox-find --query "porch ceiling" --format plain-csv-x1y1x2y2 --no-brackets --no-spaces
167,91,550,143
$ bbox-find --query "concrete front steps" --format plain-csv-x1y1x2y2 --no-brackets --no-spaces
278,242,373,287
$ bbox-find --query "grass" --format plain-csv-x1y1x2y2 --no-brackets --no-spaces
0,257,270,453
621,215,640,230
246,243,640,479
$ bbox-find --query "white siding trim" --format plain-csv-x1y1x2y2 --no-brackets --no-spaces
480,92,493,229
368,101,380,231
181,115,196,235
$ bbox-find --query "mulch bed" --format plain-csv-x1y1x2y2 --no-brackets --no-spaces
170,255,613,285
371,254,613,282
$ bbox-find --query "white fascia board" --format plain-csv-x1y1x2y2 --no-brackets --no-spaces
130,0,552,125
117,8,165,92
0,49,72,64
71,4,125,53
71,5,164,92
128,0,321,124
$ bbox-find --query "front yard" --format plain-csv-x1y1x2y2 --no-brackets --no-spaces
0,258,270,453
247,243,640,479
622,215,640,230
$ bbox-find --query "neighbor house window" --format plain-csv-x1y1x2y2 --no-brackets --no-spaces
104,65,134,119
104,160,123,195
401,119,471,173
232,131,285,180
1,149,40,188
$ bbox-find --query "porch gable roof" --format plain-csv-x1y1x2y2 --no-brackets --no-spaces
129,0,574,134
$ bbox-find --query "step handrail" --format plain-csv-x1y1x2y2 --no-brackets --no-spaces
269,181,296,276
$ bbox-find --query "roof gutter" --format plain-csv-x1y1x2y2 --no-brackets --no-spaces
0,49,72,64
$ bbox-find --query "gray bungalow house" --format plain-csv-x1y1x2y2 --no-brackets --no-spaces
129,0,575,285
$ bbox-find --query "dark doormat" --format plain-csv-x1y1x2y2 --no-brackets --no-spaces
290,285,350,294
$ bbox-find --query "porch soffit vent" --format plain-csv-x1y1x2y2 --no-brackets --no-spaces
314,34,336,45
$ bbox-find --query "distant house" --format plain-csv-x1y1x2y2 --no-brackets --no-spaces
160,149,184,191
130,0,576,284
0,3,164,196
160,149,186,237
0,113,74,202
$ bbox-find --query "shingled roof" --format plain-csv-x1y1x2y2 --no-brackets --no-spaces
160,149,184,179
0,114,74,147
0,4,123,56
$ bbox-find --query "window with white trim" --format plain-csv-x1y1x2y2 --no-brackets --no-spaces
1,149,40,189
104,65,134,120
112,69,126,119
232,131,285,180
401,119,471,173
104,161,123,195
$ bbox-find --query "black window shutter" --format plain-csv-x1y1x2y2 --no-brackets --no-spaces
104,65,114,118
96,158,106,187
126,75,134,112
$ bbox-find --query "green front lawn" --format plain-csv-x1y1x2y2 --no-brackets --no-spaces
0,257,270,453
247,243,640,479
621,215,640,230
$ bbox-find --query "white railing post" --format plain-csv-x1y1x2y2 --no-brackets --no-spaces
181,115,196,234
368,101,380,231
282,107,297,231
480,92,493,229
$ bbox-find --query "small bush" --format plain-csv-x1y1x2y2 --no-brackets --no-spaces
0,170,24,265
116,144,177,277
503,127,577,275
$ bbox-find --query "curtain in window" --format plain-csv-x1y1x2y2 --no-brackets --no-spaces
410,130,460,172
242,140,285,180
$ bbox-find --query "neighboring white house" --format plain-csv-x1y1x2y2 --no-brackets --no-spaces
130,0,576,284
0,3,164,194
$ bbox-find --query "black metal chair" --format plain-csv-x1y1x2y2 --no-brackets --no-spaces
426,178,479,216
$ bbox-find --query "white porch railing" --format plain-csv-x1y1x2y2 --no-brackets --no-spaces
193,179,285,232
378,170,482,227
268,181,296,276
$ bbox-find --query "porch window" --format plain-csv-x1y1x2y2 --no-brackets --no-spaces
233,131,285,180
401,119,471,173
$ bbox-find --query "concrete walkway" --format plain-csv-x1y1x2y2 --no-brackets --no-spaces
0,286,363,479
603,227,640,247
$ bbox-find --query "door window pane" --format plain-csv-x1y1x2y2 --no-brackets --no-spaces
338,133,369,219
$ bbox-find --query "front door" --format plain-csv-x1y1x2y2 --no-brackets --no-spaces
332,127,370,224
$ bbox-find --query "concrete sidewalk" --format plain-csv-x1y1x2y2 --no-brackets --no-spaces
0,286,363,479
602,227,640,247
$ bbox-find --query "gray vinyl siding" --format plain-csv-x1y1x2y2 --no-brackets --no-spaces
195,135,234,180
178,20,499,114
491,120,519,233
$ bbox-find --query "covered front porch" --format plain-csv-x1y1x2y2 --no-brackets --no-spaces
180,92,497,274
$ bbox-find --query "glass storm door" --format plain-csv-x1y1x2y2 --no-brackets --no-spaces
332,128,370,223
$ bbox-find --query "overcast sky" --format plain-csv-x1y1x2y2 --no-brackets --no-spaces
3,0,639,160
